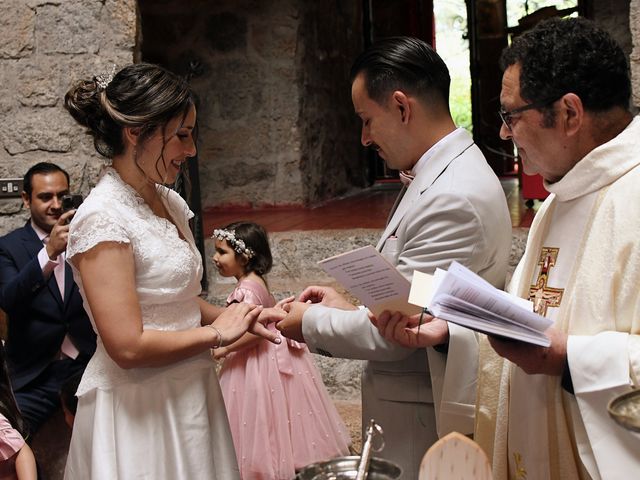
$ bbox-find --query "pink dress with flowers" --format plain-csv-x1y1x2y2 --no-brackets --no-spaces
219,279,350,480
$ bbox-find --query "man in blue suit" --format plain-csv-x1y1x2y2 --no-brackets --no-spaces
0,162,96,434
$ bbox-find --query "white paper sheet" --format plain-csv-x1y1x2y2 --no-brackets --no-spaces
318,245,422,316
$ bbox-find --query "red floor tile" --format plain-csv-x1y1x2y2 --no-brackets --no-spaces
203,178,537,233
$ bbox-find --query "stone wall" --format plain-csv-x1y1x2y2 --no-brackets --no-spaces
0,0,137,235
297,1,367,203
593,0,637,110
593,0,633,58
0,0,362,233
138,0,363,210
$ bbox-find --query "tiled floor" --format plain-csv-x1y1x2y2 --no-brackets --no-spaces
203,176,541,234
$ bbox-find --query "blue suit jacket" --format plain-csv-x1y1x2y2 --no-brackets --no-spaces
0,222,96,390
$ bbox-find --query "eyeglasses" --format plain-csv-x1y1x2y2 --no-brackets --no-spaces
498,98,558,131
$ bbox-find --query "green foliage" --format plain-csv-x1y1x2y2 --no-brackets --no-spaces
435,0,472,134
450,76,472,133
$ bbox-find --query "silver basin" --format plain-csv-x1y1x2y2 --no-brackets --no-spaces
294,455,402,479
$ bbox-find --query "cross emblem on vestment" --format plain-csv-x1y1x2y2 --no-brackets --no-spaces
528,247,564,317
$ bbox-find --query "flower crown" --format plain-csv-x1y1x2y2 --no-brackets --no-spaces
212,229,255,258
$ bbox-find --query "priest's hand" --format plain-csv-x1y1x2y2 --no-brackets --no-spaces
369,310,450,349
275,301,310,342
298,286,357,311
488,326,567,376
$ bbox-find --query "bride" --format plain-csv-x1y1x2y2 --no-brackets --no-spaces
62,63,281,479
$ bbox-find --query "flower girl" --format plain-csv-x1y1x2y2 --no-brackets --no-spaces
212,221,350,479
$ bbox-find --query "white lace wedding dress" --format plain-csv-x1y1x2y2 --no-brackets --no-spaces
64,168,239,479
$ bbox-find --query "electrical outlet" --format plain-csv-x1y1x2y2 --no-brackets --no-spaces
0,178,23,198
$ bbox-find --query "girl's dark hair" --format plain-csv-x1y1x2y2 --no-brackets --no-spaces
223,221,273,277
64,63,196,179
0,343,28,439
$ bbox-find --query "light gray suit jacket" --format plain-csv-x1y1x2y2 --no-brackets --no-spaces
301,128,512,478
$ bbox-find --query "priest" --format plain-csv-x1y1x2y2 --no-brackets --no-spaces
476,17,640,479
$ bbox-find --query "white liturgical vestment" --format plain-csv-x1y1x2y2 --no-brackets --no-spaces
476,116,640,480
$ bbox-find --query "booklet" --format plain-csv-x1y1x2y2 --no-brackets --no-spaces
408,262,553,347
317,245,422,317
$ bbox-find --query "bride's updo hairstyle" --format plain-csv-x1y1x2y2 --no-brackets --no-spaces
64,63,195,160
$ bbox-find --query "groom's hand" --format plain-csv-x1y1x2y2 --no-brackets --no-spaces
298,286,357,310
275,301,310,342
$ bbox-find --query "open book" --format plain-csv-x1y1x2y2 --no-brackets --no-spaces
409,262,553,347
318,246,552,347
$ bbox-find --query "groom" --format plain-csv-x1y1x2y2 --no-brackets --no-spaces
276,37,512,478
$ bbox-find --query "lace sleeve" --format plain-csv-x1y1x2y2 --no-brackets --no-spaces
67,210,130,260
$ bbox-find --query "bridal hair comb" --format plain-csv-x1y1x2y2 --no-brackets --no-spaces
212,229,255,258
95,64,117,91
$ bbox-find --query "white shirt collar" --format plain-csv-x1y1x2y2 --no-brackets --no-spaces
30,220,49,242
410,127,468,177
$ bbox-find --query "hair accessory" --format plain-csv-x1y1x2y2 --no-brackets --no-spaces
95,64,117,92
212,228,255,258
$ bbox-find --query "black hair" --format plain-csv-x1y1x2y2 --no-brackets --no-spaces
220,221,273,277
23,162,70,199
0,342,28,439
350,36,451,110
500,17,630,121
64,63,196,181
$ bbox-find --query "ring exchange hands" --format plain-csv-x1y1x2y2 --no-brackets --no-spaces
255,295,294,327
298,286,357,311
272,287,358,343
271,301,311,343
211,303,281,348
369,310,449,349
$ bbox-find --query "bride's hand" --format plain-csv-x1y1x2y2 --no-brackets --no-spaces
275,295,295,311
211,303,281,347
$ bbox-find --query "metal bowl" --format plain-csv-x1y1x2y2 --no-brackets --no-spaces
608,389,640,432
294,455,402,480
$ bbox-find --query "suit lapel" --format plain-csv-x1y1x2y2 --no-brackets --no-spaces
22,223,44,257
376,178,422,250
376,129,475,251
384,185,407,226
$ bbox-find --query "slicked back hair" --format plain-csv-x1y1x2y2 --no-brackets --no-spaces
350,36,451,112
